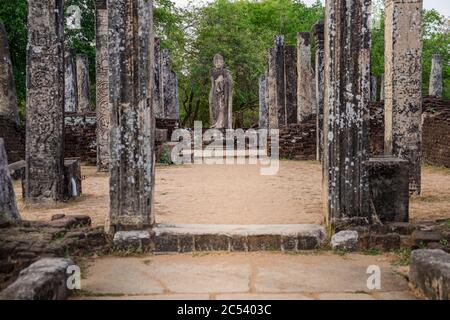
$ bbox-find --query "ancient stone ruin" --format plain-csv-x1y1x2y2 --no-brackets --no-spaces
259,73,269,129
209,54,233,129
429,54,443,98
0,138,20,225
312,21,324,162
64,49,78,113
297,32,316,123
76,54,91,113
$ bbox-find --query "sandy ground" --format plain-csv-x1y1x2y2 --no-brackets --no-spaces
72,252,418,300
14,161,450,227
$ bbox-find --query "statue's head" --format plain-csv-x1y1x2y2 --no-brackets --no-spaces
213,54,224,69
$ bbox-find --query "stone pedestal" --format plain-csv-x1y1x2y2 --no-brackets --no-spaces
312,21,324,162
64,49,78,113
0,138,20,225
429,54,442,98
96,0,110,172
25,0,66,205
297,32,316,123
76,54,91,113
259,73,268,129
0,22,19,124
323,0,372,227
366,157,409,223
209,54,233,129
107,0,155,232
384,0,423,195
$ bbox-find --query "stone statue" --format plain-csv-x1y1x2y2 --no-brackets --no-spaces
209,54,233,129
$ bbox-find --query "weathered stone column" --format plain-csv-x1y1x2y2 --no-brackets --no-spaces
64,49,78,113
380,73,385,100
312,21,325,162
384,0,423,195
209,54,233,129
259,73,268,129
25,0,66,205
371,75,378,102
161,49,179,120
297,32,316,123
267,35,285,129
76,54,91,113
0,138,20,225
323,0,372,227
429,54,442,98
96,0,110,172
107,0,155,232
284,45,298,124
0,22,19,123
153,37,164,118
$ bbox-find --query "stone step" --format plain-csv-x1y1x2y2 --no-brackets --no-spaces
154,224,326,253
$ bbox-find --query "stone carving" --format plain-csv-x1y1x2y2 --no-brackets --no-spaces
76,54,91,112
25,0,66,204
297,32,316,122
64,49,78,113
312,21,324,162
323,0,372,226
384,0,423,195
259,73,268,129
429,54,443,98
209,54,233,129
0,138,20,224
96,0,110,172
161,49,179,120
0,22,19,123
107,0,155,232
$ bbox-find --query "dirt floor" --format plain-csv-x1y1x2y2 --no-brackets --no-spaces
14,161,450,227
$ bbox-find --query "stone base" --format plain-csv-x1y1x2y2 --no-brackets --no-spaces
113,231,152,252
8,160,25,181
154,224,326,253
64,158,82,200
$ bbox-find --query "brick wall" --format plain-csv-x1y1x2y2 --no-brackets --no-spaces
369,101,385,156
0,117,25,163
278,115,316,160
64,112,97,165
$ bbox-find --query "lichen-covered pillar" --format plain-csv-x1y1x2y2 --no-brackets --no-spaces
0,22,19,123
297,32,316,123
323,0,372,227
96,0,110,172
429,54,442,98
209,54,233,129
259,73,268,129
371,75,378,102
312,21,325,162
284,45,298,124
76,54,91,113
64,49,78,113
384,0,423,195
107,0,154,232
380,73,385,100
161,49,179,120
153,37,164,118
267,35,285,129
25,0,66,205
0,138,20,224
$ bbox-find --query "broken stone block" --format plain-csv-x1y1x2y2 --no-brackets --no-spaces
369,234,401,251
113,231,152,252
0,138,20,224
331,230,359,251
64,159,82,200
409,249,450,300
412,230,442,247
0,258,74,300
155,129,168,143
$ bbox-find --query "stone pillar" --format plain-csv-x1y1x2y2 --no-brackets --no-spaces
312,21,325,162
209,54,233,129
107,0,155,232
429,54,442,98
267,35,285,129
380,73,385,100
96,0,110,172
323,0,372,227
259,73,268,129
64,49,78,113
0,22,19,123
297,32,316,123
153,37,164,118
371,75,378,102
384,0,423,195
0,138,20,225
161,49,179,120
76,54,91,113
25,0,66,205
284,45,298,124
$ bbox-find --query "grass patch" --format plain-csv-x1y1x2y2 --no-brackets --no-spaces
71,290,126,298
392,248,412,266
362,248,381,256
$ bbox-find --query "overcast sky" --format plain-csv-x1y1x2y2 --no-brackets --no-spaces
172,0,450,17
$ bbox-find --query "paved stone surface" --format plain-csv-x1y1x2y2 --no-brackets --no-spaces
74,252,419,300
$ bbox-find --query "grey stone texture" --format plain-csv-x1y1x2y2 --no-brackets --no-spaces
384,0,423,195
380,73,385,100
331,230,359,251
76,54,91,112
0,138,20,224
64,49,78,113
161,49,179,120
153,37,163,118
312,21,324,162
209,54,233,129
323,0,372,227
0,22,19,123
25,0,66,205
429,54,443,98
409,249,450,300
107,0,155,232
366,157,410,222
0,258,74,300
259,73,268,129
371,75,378,102
96,0,110,172
297,32,316,122
113,230,152,251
